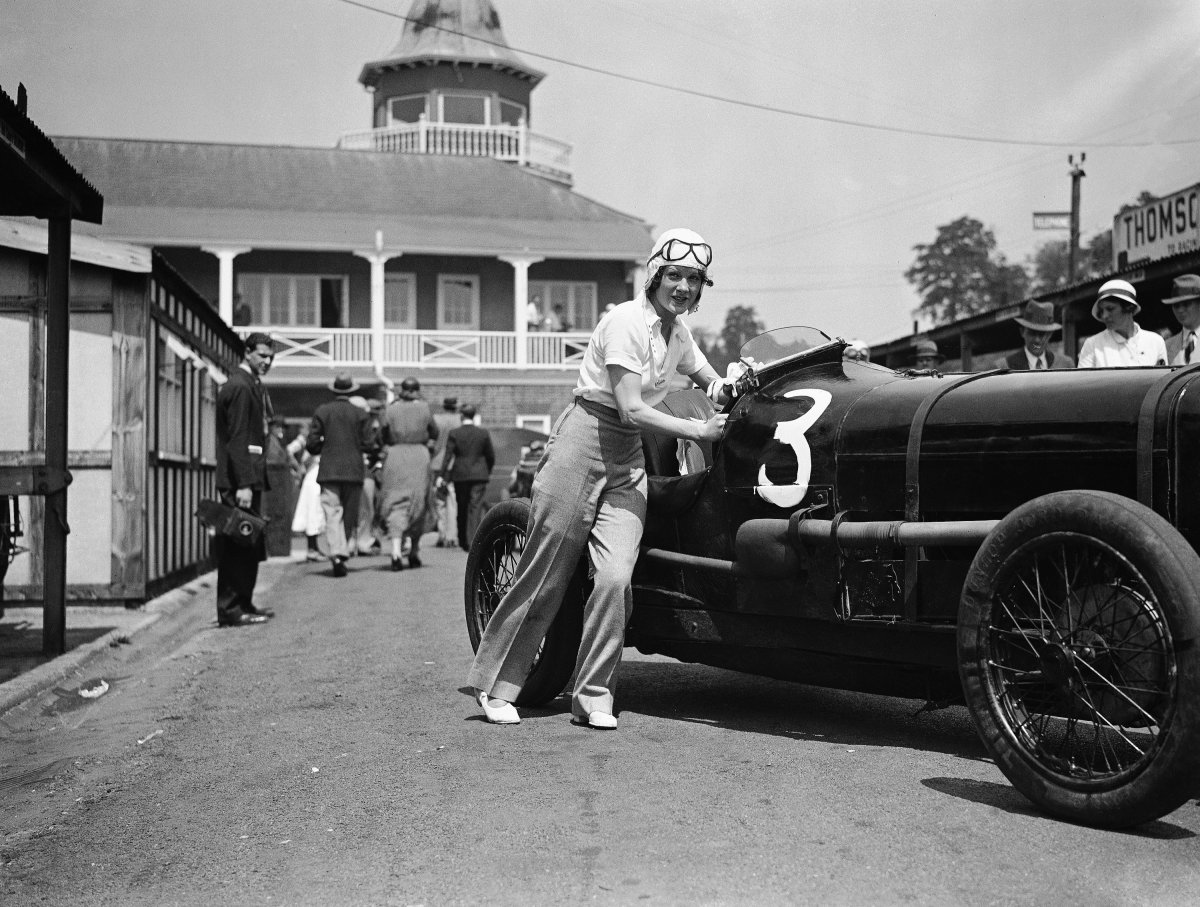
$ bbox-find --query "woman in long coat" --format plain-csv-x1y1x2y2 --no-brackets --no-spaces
378,377,439,570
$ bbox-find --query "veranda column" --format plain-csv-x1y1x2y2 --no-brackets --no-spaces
627,262,646,299
201,245,251,324
354,246,400,376
500,254,544,368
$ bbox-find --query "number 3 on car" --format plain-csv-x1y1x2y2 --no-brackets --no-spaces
755,388,832,508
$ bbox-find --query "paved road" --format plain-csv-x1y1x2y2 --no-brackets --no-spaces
2,545,1199,906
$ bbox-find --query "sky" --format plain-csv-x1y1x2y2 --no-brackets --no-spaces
5,0,1200,345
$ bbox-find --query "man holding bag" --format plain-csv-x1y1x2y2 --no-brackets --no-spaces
213,333,275,626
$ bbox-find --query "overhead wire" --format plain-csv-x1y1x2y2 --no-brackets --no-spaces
596,0,994,137
334,0,1200,150
334,0,1198,307
727,87,1200,257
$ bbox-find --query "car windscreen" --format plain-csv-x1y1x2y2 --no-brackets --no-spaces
739,327,833,370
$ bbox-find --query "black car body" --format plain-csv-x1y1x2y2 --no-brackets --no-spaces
466,328,1200,828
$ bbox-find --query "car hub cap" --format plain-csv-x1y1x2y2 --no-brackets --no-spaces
986,533,1175,787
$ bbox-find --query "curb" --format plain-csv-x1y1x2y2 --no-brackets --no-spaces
0,558,293,720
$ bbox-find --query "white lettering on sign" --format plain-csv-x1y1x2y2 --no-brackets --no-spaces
755,388,833,508
1113,184,1200,267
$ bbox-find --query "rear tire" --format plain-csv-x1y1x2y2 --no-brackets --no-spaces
463,498,585,707
958,490,1200,827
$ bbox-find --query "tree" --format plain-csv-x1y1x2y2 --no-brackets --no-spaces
690,325,725,373
1085,230,1112,276
1031,239,1070,292
719,305,765,367
905,216,1030,325
1030,230,1113,292
1028,190,1149,292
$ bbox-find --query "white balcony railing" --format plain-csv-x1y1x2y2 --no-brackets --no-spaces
258,327,589,370
337,117,573,186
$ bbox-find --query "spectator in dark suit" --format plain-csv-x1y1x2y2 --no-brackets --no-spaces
997,301,1075,370
306,373,377,577
213,332,275,626
1162,274,1200,365
438,404,495,550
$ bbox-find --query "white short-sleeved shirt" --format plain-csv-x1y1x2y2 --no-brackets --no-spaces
1077,326,1167,368
574,294,709,409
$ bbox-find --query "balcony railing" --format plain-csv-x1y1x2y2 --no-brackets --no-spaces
258,327,589,370
337,118,573,186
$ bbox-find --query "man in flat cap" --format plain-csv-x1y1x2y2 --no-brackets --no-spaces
1162,274,1200,366
997,301,1074,370
1077,279,1166,368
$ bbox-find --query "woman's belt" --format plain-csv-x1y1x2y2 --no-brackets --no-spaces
574,396,620,419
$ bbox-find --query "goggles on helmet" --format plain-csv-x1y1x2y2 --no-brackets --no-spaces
649,238,713,269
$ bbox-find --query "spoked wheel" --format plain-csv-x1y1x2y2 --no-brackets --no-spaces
463,498,585,707
959,490,1200,827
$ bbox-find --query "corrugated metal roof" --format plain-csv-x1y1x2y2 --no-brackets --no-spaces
360,0,543,86
52,137,651,258
0,85,103,222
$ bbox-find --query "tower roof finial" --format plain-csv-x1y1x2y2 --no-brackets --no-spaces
360,0,544,88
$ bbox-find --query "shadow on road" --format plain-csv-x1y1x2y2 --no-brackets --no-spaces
921,777,1197,839
0,623,118,686
615,657,988,762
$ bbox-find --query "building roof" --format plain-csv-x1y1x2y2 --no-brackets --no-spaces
359,0,544,87
0,217,150,272
53,137,651,259
0,85,103,222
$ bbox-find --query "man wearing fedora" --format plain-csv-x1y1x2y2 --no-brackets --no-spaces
997,301,1074,370
912,338,944,370
1077,279,1167,368
1162,274,1200,366
306,372,377,577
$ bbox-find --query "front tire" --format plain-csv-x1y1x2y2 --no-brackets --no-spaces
464,498,585,707
958,490,1200,827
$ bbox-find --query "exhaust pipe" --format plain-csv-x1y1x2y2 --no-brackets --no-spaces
642,516,998,578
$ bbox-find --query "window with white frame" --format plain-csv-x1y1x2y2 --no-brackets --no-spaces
439,92,488,125
385,273,416,328
528,281,597,332
238,274,347,327
437,275,479,330
499,98,526,126
388,94,428,125
516,414,551,434
198,370,217,464
156,331,185,457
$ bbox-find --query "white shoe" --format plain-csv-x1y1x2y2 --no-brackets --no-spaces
476,689,520,725
583,711,618,730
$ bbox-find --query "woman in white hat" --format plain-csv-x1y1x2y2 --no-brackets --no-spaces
468,228,731,729
1077,279,1167,368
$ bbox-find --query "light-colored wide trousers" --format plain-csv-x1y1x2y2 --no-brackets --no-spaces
466,399,647,718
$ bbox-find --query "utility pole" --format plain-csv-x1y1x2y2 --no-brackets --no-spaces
1068,153,1086,283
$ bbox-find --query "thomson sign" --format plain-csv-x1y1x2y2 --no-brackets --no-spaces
1113,184,1200,268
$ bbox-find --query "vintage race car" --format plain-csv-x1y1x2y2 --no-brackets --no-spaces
464,327,1200,828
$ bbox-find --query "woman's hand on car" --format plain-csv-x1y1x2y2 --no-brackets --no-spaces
694,413,728,442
